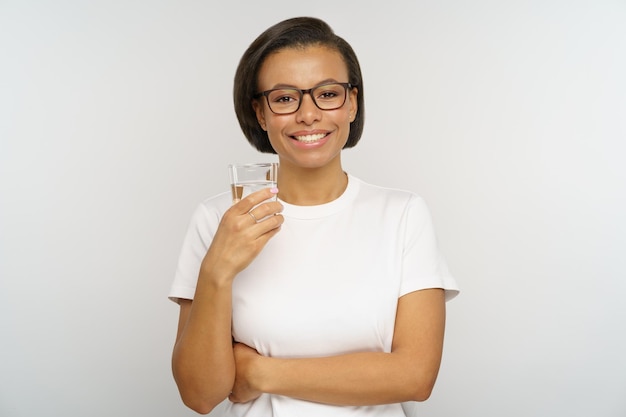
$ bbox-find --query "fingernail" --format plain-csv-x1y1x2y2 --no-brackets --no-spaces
270,187,279,194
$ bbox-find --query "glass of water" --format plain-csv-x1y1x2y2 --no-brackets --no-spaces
228,162,278,202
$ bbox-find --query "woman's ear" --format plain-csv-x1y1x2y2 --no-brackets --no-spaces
252,100,267,131
348,87,358,122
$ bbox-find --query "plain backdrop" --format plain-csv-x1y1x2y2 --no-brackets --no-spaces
1,1,625,416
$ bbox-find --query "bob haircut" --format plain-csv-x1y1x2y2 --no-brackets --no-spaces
233,17,365,154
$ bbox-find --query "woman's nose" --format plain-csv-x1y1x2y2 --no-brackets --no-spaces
295,93,322,124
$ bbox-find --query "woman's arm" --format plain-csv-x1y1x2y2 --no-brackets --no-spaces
172,188,283,414
230,288,446,406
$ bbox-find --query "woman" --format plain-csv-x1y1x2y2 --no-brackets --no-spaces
169,16,459,416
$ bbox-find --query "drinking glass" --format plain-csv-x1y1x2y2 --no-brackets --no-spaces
228,162,278,202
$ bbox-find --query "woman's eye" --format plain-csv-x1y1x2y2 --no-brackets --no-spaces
318,91,338,99
275,96,296,103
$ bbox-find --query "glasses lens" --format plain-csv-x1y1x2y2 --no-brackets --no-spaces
312,84,347,110
267,89,300,114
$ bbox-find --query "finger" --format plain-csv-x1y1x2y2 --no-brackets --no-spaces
247,211,259,223
250,214,283,239
248,201,283,222
259,221,282,240
235,187,279,213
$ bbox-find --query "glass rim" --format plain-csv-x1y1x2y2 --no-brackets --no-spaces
228,162,279,169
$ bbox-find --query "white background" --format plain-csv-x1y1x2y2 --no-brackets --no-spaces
1,1,625,416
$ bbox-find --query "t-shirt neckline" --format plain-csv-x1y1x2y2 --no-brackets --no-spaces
278,174,360,220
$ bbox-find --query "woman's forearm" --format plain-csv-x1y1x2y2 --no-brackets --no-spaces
172,190,285,413
172,276,235,414
255,350,440,406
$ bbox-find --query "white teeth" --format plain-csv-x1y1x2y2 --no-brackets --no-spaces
294,133,326,143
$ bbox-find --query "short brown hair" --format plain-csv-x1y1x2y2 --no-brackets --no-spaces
233,17,365,154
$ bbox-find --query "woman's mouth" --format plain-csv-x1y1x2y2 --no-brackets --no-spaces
292,133,328,143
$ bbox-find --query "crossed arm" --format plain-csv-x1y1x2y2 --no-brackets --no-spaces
173,286,446,413
229,288,446,406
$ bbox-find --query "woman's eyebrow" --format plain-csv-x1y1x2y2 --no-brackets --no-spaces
267,78,341,90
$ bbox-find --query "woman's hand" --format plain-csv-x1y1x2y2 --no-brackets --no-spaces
229,343,264,403
200,187,283,285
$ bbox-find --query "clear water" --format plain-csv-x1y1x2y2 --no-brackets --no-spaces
231,180,276,201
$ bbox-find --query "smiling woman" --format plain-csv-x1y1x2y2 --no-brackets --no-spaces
252,45,357,177
2,2,625,417
169,16,459,417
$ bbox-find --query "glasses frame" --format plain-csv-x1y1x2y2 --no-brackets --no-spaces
254,82,355,115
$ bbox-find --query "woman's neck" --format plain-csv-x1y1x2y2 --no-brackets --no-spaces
276,161,348,206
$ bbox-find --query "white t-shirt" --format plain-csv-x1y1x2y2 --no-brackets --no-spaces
169,175,459,417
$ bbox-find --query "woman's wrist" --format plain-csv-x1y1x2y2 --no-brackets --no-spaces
198,262,236,289
248,351,271,394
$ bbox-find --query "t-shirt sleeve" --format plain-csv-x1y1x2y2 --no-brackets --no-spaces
168,203,220,303
399,195,460,301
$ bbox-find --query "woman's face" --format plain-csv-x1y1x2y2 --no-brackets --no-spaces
253,45,358,171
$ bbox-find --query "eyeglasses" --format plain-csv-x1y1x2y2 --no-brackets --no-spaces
254,82,354,115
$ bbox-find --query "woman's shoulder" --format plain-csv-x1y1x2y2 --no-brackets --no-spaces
351,175,425,206
189,190,232,223
199,190,232,209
